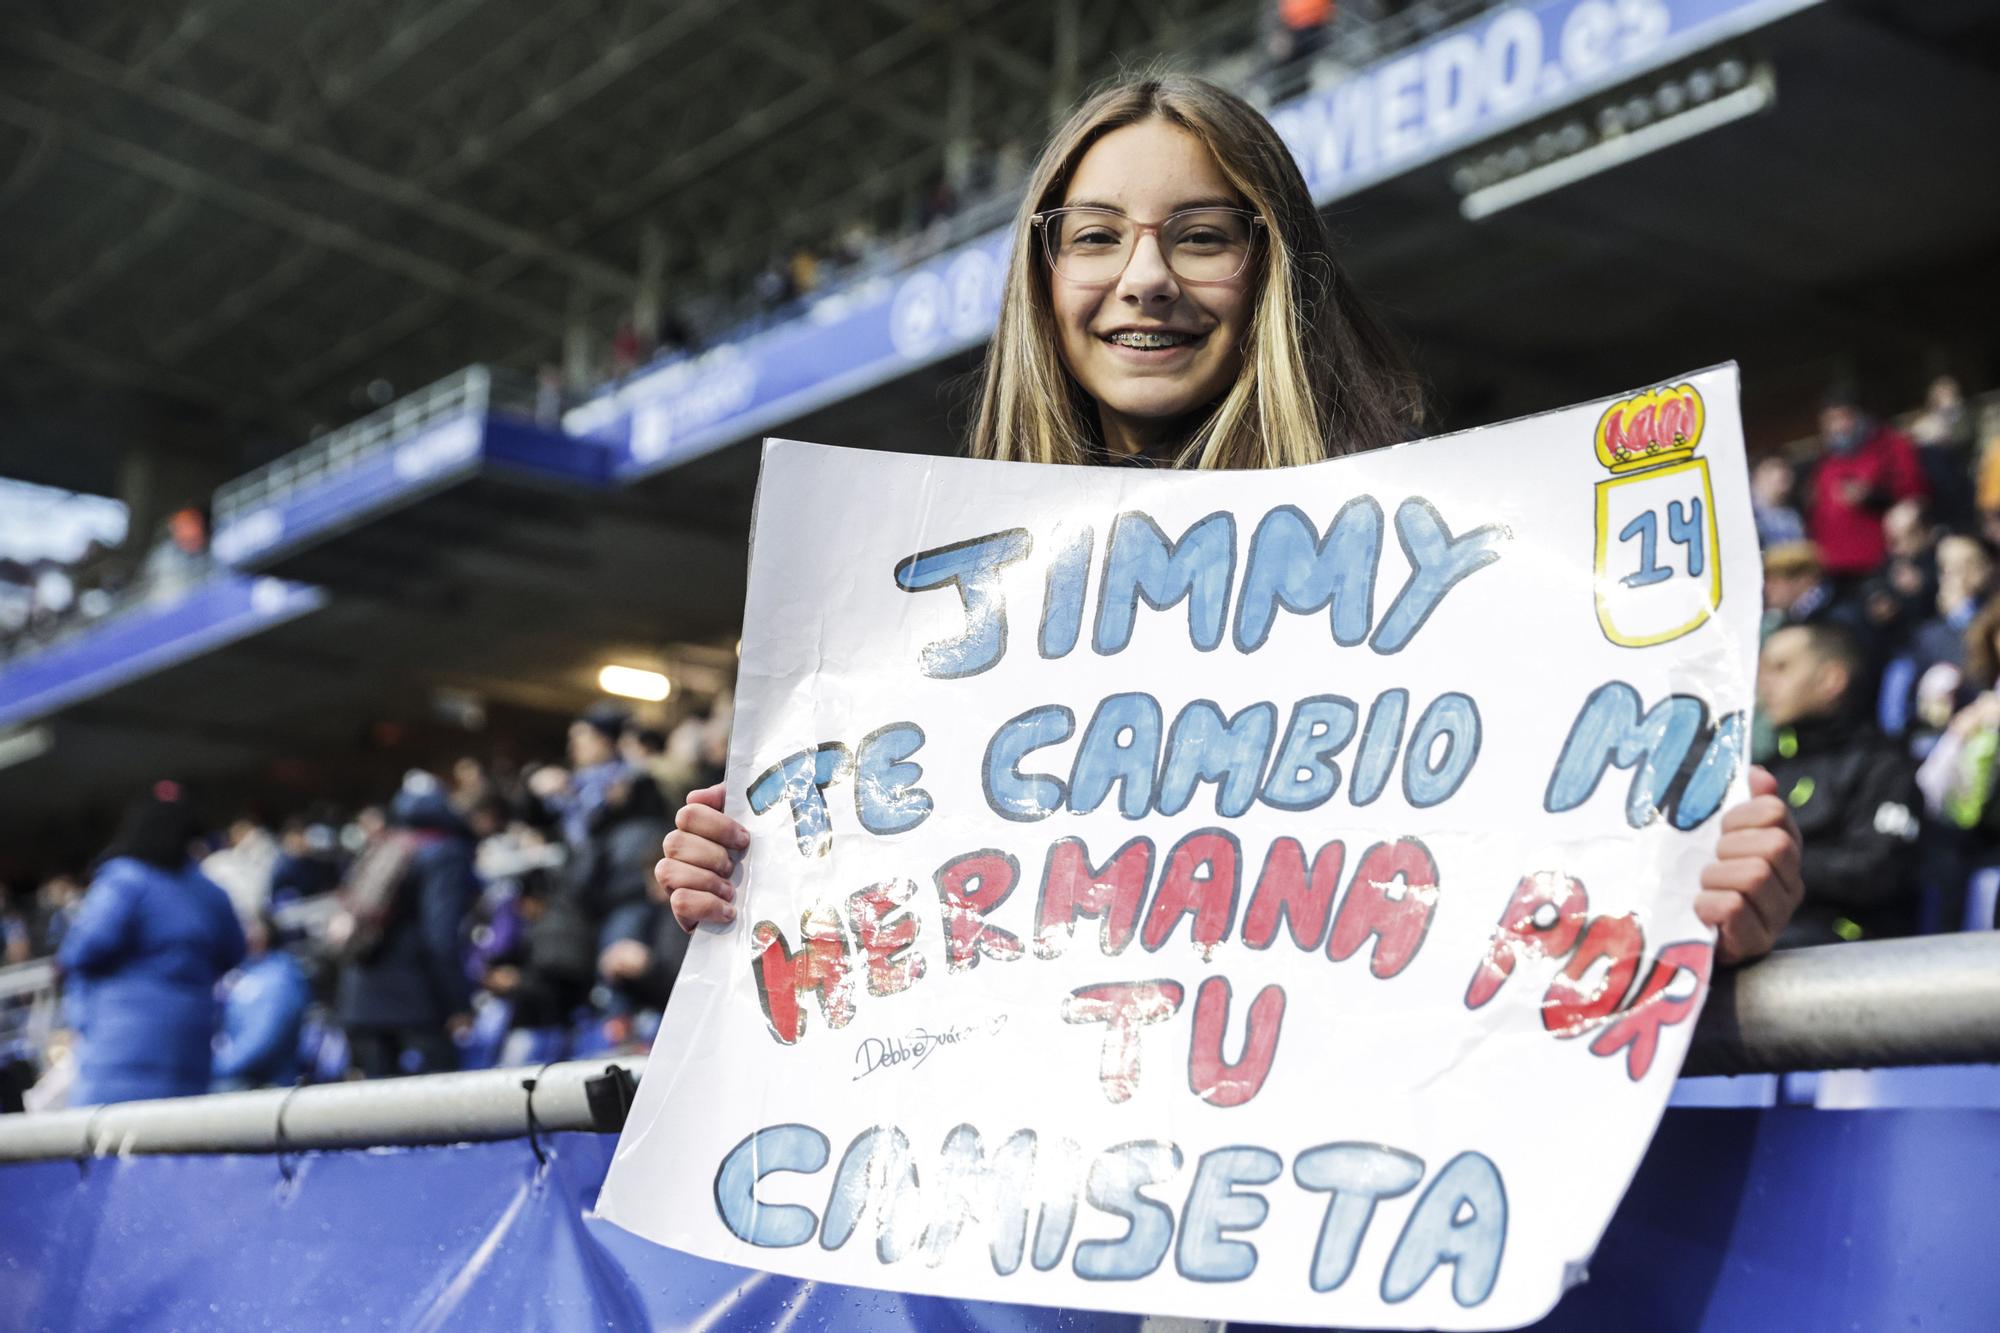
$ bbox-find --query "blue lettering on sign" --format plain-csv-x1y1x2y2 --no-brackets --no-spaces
1295,1143,1426,1292
1545,681,1744,829
1260,696,1361,811
1233,500,1381,653
895,529,1033,679
713,1121,1519,1301
853,723,932,836
1381,1151,1508,1307
1177,1146,1283,1282
747,743,853,856
1074,1141,1182,1281
983,705,1076,821
822,1127,926,1262
713,1124,830,1248
1095,512,1236,655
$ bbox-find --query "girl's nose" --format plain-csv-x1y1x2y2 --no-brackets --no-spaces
1115,233,1179,302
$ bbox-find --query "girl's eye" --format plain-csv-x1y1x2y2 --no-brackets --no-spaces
1070,229,1121,248
1177,229,1228,247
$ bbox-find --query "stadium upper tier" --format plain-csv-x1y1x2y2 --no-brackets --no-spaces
4,0,1997,842
566,0,1823,478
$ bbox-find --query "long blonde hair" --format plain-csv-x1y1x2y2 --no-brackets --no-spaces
969,74,1418,469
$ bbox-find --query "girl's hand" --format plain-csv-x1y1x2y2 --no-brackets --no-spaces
1696,766,1805,964
654,783,747,932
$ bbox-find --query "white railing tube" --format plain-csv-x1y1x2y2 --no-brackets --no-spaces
0,1055,646,1161
1682,932,2000,1077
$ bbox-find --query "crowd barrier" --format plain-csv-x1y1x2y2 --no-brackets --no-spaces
2,936,1998,1331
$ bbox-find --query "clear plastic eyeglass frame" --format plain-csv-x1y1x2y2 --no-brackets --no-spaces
1030,206,1265,285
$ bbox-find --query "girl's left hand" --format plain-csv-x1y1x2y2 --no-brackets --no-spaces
1697,765,1805,964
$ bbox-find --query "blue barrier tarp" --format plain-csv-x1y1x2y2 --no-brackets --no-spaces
3,1107,1996,1331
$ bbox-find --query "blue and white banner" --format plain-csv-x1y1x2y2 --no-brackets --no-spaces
0,575,325,730
1269,0,1815,201
211,415,609,571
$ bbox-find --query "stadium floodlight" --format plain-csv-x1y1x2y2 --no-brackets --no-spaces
598,665,672,702
1457,58,1775,222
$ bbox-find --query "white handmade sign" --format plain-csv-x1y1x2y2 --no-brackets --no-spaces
600,364,1760,1329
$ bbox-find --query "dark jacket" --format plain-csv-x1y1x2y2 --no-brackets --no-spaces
567,773,673,937
501,889,600,1029
58,857,246,1105
622,906,693,1011
1769,713,1925,946
337,791,477,1031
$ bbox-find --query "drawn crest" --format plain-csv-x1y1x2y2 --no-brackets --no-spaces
1591,383,1722,648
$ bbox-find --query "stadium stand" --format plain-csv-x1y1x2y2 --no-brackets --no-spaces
2,0,1999,1152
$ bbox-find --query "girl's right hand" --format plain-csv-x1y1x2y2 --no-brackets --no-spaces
654,783,748,932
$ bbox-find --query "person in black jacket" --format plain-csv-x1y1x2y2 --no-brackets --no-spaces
480,872,599,1031
598,901,692,1012
1759,622,1925,946
337,777,478,1078
569,768,674,1029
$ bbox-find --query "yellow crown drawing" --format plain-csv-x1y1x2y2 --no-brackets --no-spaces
1594,383,1705,474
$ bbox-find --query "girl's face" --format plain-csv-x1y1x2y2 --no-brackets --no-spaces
1049,118,1254,457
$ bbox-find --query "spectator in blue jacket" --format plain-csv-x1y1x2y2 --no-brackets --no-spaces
336,775,478,1078
211,912,310,1091
57,781,246,1106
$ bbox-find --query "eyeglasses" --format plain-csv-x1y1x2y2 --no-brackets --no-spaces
1031,206,1263,285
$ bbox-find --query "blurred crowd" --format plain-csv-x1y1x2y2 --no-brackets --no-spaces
0,505,211,661
0,699,730,1112
1753,375,2000,946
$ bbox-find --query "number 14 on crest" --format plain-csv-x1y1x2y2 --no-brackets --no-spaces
1590,384,1724,648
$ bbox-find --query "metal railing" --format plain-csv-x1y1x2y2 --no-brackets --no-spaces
211,365,538,531
5,934,1998,1161
0,544,220,668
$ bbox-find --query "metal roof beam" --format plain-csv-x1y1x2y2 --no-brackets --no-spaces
736,30,946,146
864,0,1053,93
248,0,1027,399
550,13,951,244
33,191,197,324
414,0,741,192
0,114,60,213
269,293,453,400
0,316,303,428
156,244,329,363
6,23,637,298
0,91,570,341
127,0,261,78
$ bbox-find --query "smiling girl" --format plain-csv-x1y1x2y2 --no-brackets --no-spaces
654,74,1804,965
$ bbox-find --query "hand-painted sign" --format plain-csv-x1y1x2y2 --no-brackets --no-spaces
601,365,1760,1328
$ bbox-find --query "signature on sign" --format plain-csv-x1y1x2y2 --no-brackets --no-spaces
853,1015,1008,1081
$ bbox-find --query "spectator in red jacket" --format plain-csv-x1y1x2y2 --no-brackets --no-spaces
1808,387,1927,583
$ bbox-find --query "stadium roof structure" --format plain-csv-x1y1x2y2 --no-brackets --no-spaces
0,0,1289,498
